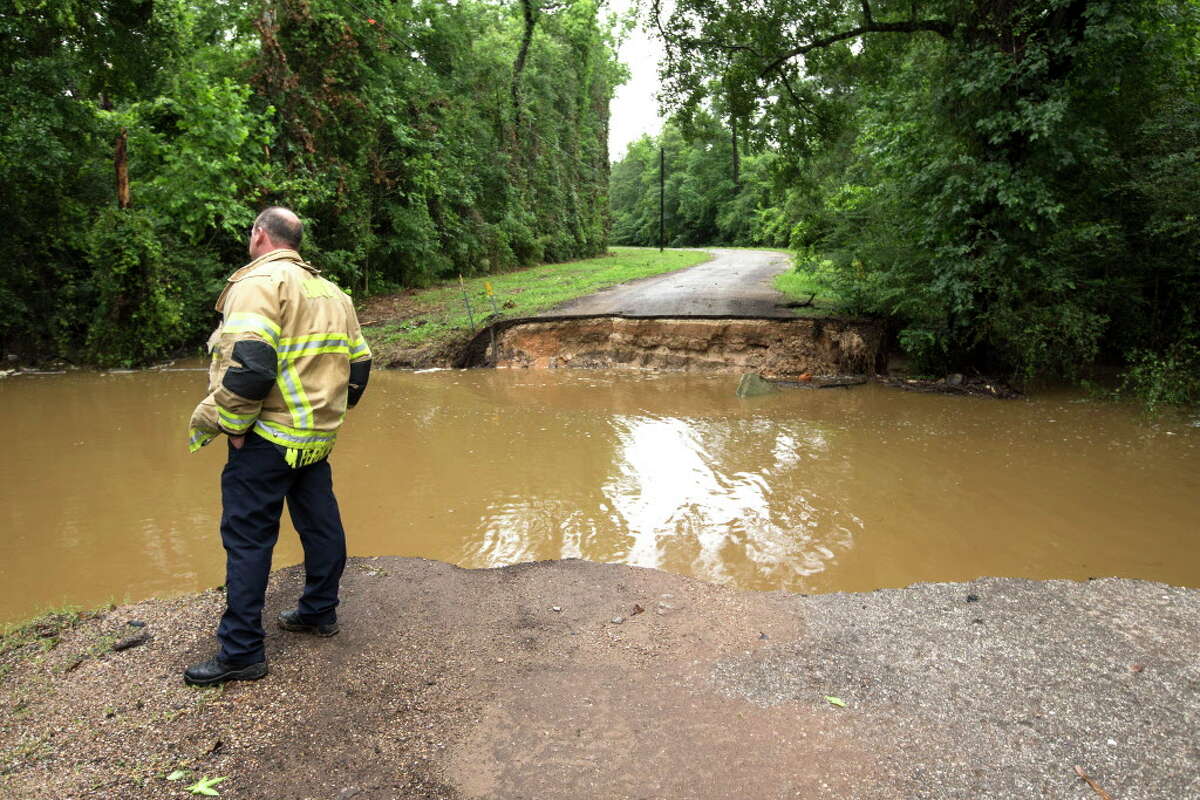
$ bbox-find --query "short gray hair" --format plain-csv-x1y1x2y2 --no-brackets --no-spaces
254,207,303,249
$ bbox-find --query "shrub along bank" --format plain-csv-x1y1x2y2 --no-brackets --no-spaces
1,0,622,367
609,0,1200,408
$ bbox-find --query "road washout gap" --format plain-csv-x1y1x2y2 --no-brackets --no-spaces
457,314,887,378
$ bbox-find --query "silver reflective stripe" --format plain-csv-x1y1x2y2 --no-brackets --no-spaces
255,419,337,446
219,407,255,431
188,427,216,453
223,312,281,348
278,362,312,428
278,338,350,357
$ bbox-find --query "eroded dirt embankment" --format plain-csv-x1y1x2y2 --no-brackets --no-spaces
2,558,1196,800
459,315,887,378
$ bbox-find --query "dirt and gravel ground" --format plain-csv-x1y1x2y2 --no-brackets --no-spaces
544,248,796,318
2,557,1196,799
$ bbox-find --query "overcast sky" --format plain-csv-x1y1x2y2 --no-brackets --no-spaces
607,0,667,161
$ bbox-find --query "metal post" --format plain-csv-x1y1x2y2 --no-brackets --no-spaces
459,275,476,330
659,146,665,252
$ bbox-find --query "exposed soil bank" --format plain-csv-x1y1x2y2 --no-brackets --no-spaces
459,315,886,378
2,557,1196,799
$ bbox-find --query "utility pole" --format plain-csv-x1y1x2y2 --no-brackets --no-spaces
659,146,665,253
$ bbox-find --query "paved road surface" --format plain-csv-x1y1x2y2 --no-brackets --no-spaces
545,248,796,317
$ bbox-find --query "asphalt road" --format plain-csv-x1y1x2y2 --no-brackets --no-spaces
545,248,797,317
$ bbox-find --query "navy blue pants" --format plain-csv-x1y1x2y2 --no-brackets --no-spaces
217,432,346,665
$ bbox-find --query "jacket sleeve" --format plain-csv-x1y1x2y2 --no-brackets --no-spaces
346,299,372,408
188,276,282,452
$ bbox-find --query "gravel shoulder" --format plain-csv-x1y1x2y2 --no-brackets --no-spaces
2,557,1196,799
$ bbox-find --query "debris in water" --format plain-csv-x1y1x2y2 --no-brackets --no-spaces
736,372,779,398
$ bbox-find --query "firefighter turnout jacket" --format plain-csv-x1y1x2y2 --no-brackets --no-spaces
188,248,372,467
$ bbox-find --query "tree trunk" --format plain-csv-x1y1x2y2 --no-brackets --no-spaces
730,114,740,189
115,128,130,209
511,0,537,134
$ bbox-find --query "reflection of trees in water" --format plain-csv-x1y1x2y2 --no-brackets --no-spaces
601,413,862,591
15,368,1197,624
422,370,884,589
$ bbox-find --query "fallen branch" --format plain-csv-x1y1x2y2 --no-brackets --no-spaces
787,292,817,309
1074,766,1115,800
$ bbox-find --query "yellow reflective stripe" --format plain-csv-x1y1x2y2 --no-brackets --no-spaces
350,336,371,359
188,427,216,453
285,345,350,358
218,407,256,432
277,333,353,360
275,361,314,428
223,312,281,347
278,332,348,345
289,361,314,427
254,419,338,446
254,419,338,443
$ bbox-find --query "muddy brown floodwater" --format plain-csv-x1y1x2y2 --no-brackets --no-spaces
1,366,1198,624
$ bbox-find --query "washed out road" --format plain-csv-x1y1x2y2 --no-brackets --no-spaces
545,247,796,317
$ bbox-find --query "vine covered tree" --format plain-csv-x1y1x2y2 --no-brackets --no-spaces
611,0,1200,399
0,0,623,366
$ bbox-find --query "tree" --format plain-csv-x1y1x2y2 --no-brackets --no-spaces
642,0,1200,391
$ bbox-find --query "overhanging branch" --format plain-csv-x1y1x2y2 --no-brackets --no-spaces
759,17,953,78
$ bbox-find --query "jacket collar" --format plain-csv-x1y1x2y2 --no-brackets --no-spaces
227,249,318,281
216,250,320,311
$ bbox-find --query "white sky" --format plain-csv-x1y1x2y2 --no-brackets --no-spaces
607,0,667,161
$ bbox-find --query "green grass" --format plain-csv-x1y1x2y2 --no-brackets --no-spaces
366,246,711,352
1,608,91,656
773,267,843,316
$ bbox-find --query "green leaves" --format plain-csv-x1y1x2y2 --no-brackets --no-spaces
630,0,1200,396
2,0,621,366
186,776,228,796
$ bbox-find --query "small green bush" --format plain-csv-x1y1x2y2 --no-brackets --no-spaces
83,209,183,367
1121,337,1200,413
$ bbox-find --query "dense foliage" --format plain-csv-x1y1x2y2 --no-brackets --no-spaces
612,0,1200,398
1,0,621,365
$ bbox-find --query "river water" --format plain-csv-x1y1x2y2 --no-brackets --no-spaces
1,367,1197,624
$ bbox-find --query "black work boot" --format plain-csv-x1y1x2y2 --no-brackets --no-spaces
277,608,339,637
183,656,268,687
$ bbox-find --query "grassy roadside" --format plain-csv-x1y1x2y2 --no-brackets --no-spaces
773,263,843,317
359,246,711,366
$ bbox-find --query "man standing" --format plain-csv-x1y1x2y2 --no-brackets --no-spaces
184,207,372,687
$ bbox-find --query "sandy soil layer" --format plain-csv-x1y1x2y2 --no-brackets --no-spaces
461,316,886,377
2,558,1196,799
